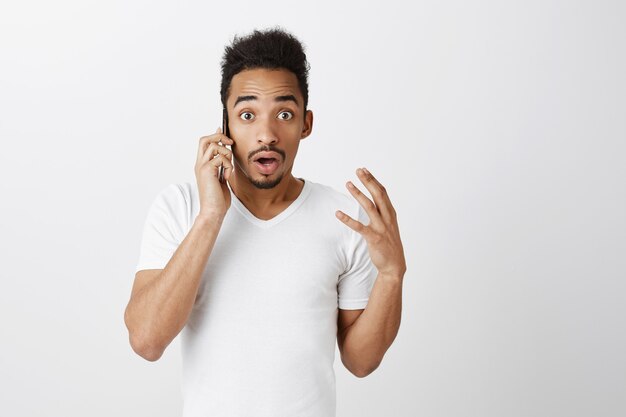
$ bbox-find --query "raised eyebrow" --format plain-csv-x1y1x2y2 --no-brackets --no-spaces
233,95,256,108
233,94,299,108
275,95,299,106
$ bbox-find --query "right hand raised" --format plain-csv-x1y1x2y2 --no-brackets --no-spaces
195,127,234,220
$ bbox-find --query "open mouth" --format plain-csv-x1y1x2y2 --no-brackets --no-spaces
252,151,282,175
256,157,277,165
253,157,280,174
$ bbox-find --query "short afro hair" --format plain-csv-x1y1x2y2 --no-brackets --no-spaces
220,27,311,112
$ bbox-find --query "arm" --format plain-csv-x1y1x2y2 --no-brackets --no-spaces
124,214,223,361
336,167,407,377
125,129,234,361
338,273,403,377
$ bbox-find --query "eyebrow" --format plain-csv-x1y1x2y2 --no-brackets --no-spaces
233,94,299,108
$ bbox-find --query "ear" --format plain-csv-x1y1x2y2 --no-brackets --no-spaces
300,109,314,140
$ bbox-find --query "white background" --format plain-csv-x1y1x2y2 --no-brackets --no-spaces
1,1,625,416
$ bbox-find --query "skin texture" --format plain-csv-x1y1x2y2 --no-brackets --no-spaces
336,168,407,278
334,167,407,376
223,67,313,220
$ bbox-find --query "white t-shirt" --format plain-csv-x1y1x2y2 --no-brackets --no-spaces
135,178,377,417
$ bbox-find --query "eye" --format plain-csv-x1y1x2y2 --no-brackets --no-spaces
278,111,293,121
240,112,255,121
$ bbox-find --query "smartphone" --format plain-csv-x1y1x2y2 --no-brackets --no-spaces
218,107,230,184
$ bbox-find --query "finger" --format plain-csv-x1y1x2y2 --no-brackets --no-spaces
335,210,369,235
215,155,234,180
356,168,396,223
202,143,233,164
345,180,382,227
202,154,234,178
210,154,234,171
204,142,232,159
197,130,234,161
199,131,233,149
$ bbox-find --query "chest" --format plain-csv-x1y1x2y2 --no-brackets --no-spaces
193,216,348,317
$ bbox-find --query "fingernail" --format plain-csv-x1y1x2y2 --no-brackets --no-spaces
363,167,369,174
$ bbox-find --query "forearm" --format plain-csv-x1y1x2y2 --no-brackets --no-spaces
341,273,404,376
125,214,223,359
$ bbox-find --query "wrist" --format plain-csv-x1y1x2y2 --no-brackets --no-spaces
194,212,225,229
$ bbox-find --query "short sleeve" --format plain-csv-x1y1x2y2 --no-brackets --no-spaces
135,184,188,273
337,202,378,310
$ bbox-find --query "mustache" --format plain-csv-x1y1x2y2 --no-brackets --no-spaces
248,145,285,161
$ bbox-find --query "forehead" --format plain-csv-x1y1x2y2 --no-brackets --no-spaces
227,68,301,107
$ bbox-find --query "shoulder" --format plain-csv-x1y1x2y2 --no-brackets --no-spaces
304,179,367,223
152,182,190,207
148,182,195,231
304,180,356,212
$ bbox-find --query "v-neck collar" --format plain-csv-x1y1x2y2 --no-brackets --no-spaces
229,178,312,229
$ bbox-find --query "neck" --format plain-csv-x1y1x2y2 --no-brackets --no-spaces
228,168,304,213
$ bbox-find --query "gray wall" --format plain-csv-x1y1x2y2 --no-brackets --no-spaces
0,0,624,416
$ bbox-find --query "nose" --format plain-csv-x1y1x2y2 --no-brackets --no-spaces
256,118,279,146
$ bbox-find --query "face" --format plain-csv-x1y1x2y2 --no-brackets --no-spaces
225,68,313,189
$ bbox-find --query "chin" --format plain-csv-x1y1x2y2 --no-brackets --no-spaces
250,172,285,189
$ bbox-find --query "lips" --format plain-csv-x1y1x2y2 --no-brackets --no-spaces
254,160,279,175
252,151,281,175
253,151,282,163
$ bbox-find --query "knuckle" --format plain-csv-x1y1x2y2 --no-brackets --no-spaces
373,183,386,194
207,143,218,154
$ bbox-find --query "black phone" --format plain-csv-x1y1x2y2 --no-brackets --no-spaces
218,108,230,184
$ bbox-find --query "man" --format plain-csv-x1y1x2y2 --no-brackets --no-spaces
124,27,406,417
